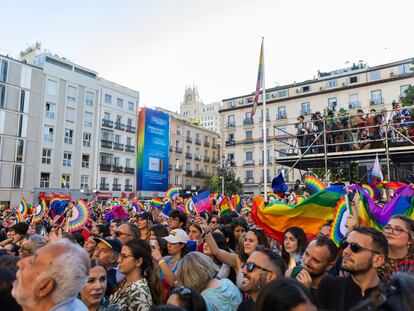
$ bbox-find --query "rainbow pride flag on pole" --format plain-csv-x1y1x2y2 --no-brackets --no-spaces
250,38,264,121
251,186,346,242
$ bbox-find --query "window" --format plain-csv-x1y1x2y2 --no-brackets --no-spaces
228,133,234,141
116,115,122,124
82,154,90,168
128,102,134,110
349,76,358,84
0,59,8,82
67,86,77,102
328,97,337,111
371,90,383,105
0,85,5,108
104,94,112,104
126,137,131,146
84,112,93,127
80,176,89,190
301,102,310,115
104,112,111,120
400,85,410,97
16,139,24,162
13,165,22,188
17,114,24,137
125,158,131,168
85,91,94,106
61,174,70,188
114,134,121,144
116,98,123,108
349,94,360,109
278,106,286,119
65,108,75,122
245,130,253,139
246,170,253,181
40,173,50,187
186,162,191,171
326,80,337,88
83,132,91,147
302,86,310,92
399,63,411,74
186,146,191,153
44,126,54,141
19,90,25,112
370,70,381,81
245,151,253,161
277,89,288,97
47,79,57,96
64,129,73,144
261,128,269,137
42,148,52,164
227,115,235,126
186,130,191,139
45,102,56,119
63,152,72,166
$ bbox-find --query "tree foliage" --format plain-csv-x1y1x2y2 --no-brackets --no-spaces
20,41,42,58
208,169,244,195
401,85,414,107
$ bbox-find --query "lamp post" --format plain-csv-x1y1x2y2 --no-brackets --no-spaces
221,154,226,195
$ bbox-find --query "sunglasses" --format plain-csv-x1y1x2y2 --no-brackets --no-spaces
341,241,381,254
243,262,273,273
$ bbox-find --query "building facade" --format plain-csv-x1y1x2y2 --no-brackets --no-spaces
0,55,44,209
180,85,222,134
220,58,414,194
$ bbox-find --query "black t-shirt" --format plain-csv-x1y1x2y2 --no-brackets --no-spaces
316,275,380,311
237,298,254,311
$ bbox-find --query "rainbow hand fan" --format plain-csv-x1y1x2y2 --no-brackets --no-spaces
304,175,326,195
33,200,47,223
68,199,90,232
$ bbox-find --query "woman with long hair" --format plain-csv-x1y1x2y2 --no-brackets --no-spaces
281,227,308,269
378,215,414,283
109,239,161,310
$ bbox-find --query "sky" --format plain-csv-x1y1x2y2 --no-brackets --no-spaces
1,0,413,112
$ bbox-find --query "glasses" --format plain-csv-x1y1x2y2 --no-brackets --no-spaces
115,231,132,238
243,262,273,273
119,253,134,260
341,241,381,254
172,286,191,296
382,225,409,236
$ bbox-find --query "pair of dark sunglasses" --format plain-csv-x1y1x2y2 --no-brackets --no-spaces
243,261,273,273
341,241,380,254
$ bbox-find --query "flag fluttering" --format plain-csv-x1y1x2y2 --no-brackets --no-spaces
250,39,264,121
192,190,212,214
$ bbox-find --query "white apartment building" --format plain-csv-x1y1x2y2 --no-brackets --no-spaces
98,79,139,197
180,85,222,134
220,58,414,194
0,55,44,209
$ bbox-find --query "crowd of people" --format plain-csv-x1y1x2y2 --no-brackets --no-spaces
1,184,414,311
295,103,414,154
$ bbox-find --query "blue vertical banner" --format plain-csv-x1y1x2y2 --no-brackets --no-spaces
136,108,170,192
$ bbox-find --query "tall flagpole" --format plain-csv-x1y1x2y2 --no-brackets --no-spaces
262,37,267,202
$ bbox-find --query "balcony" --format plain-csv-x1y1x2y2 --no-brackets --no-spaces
229,160,237,167
202,172,211,179
125,145,135,153
194,154,201,161
112,166,124,173
226,123,236,128
194,171,202,178
112,184,121,191
277,115,287,120
195,139,201,145
114,122,125,131
204,141,210,147
176,130,181,135
185,153,192,159
124,185,133,191
100,183,110,191
101,140,113,149
243,118,254,125
225,140,236,147
204,155,210,162
113,143,124,151
124,167,134,174
102,119,113,128
259,157,273,165
185,170,193,177
100,164,112,172
175,165,183,171
212,143,218,149
126,125,136,133
186,136,193,143
175,147,183,153
244,178,255,184
243,160,255,166
211,158,217,163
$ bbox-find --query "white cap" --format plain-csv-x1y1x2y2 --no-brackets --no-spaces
164,229,189,244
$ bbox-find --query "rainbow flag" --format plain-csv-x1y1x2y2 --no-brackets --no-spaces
20,198,28,218
329,195,353,246
361,184,375,199
250,38,264,121
192,190,212,214
231,195,242,213
267,192,278,202
381,181,407,190
251,186,346,242
184,199,194,215
151,198,164,209
131,200,141,213
33,199,47,223
164,186,180,202
304,175,326,195
219,196,231,216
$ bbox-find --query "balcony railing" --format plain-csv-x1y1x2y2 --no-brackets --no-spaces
124,167,134,174
113,143,124,151
204,141,210,147
175,147,183,153
112,184,121,191
225,140,236,147
194,171,202,178
125,145,135,153
243,160,255,166
114,122,125,130
100,183,110,190
185,170,193,177
186,137,193,143
211,158,217,163
226,123,236,128
124,185,133,191
100,164,112,172
204,155,210,162
126,125,136,133
101,140,113,149
102,119,113,128
370,98,384,106
212,143,218,149
195,139,201,145
194,154,201,161
176,130,181,135
185,153,192,159
277,115,287,120
175,165,183,171
112,166,124,173
229,160,236,167
243,118,253,125
244,178,255,184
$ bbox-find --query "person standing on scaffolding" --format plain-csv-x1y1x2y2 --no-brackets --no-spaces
296,115,309,154
310,112,323,153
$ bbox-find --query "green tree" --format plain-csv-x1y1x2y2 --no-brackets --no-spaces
401,85,414,107
208,169,244,195
20,41,42,59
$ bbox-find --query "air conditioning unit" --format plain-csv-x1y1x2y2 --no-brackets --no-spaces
390,72,395,77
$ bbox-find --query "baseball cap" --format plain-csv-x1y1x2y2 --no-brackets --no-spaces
164,229,189,244
138,211,154,223
93,237,122,253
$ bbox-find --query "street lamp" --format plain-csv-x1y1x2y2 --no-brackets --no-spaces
221,154,226,195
